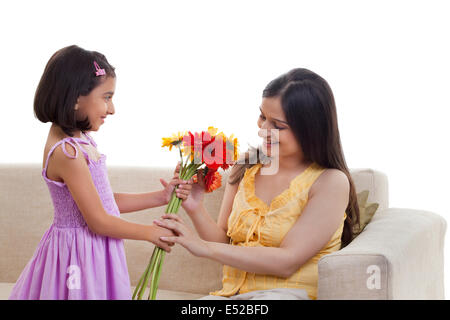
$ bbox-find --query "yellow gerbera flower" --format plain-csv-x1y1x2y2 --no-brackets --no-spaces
161,131,186,151
227,134,239,161
207,126,218,136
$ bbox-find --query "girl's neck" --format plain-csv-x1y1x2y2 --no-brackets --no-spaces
51,124,82,139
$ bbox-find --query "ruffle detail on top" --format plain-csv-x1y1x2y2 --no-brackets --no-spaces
243,162,320,212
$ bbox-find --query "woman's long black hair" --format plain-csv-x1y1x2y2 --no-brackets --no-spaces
228,68,360,248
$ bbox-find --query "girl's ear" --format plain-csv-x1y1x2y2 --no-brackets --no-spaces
74,98,80,111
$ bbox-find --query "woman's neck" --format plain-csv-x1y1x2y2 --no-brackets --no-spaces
263,153,312,174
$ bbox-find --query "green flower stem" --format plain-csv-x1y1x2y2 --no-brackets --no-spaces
178,148,184,168
180,162,192,180
148,248,162,299
149,249,166,300
135,161,202,300
173,197,181,213
135,251,155,299
166,192,179,214
166,191,178,213
151,251,166,300
132,266,146,299
136,248,158,300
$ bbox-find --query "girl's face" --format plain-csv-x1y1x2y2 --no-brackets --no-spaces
257,96,302,160
76,76,116,131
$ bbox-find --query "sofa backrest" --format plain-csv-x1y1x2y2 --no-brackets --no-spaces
0,164,388,294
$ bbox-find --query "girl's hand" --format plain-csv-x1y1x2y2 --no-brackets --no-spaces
154,214,211,258
180,168,206,215
148,224,176,252
159,162,194,204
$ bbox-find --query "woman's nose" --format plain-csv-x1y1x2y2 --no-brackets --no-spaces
258,128,271,139
258,128,278,140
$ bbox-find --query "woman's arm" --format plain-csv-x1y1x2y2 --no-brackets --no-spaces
184,179,238,243
158,169,350,277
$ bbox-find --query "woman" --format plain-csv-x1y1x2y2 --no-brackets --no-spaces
154,68,360,300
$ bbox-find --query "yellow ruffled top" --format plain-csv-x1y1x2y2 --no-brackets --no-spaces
210,162,347,300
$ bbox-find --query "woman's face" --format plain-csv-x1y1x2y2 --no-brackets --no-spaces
257,96,302,160
75,76,116,131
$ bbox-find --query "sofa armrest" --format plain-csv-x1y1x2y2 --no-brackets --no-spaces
317,208,447,299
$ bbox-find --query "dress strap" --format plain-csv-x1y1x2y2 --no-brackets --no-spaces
43,137,91,175
82,131,97,148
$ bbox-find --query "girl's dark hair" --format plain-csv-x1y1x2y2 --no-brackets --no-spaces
228,68,360,248
34,45,116,137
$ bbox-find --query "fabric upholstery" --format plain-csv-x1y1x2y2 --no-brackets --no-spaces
0,164,445,299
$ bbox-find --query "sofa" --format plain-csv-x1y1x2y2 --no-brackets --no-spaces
0,164,446,299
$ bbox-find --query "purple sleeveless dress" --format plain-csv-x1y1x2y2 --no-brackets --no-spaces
9,132,132,299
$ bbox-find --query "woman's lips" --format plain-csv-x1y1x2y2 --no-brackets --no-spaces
263,141,278,147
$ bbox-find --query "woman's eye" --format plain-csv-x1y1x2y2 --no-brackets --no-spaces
259,114,285,130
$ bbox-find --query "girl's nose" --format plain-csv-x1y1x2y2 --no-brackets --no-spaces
107,103,115,115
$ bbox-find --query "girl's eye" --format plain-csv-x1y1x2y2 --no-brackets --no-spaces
259,114,266,120
105,96,112,101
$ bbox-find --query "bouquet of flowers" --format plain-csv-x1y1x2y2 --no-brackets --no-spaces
132,126,239,300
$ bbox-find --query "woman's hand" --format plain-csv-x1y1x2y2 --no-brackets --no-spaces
148,224,176,253
154,214,211,258
180,168,206,215
159,162,194,204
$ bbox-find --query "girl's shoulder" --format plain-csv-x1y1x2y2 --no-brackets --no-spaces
44,134,83,161
43,134,91,180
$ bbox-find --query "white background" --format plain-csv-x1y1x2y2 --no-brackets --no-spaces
1,0,449,298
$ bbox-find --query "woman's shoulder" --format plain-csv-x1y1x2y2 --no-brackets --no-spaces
309,167,349,198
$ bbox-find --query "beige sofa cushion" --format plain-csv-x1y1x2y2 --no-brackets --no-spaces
0,282,204,300
318,208,446,299
0,164,390,297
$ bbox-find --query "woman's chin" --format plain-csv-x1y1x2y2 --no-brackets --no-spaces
261,145,278,158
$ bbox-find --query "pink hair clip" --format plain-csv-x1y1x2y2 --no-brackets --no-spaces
93,61,106,76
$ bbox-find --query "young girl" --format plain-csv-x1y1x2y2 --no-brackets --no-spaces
8,45,192,300
155,68,361,300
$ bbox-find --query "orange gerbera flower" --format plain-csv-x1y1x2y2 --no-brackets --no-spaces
204,170,222,193
192,169,222,193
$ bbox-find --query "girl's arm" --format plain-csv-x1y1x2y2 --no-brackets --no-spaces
52,143,174,252
114,164,192,213
158,169,350,278
113,191,166,213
